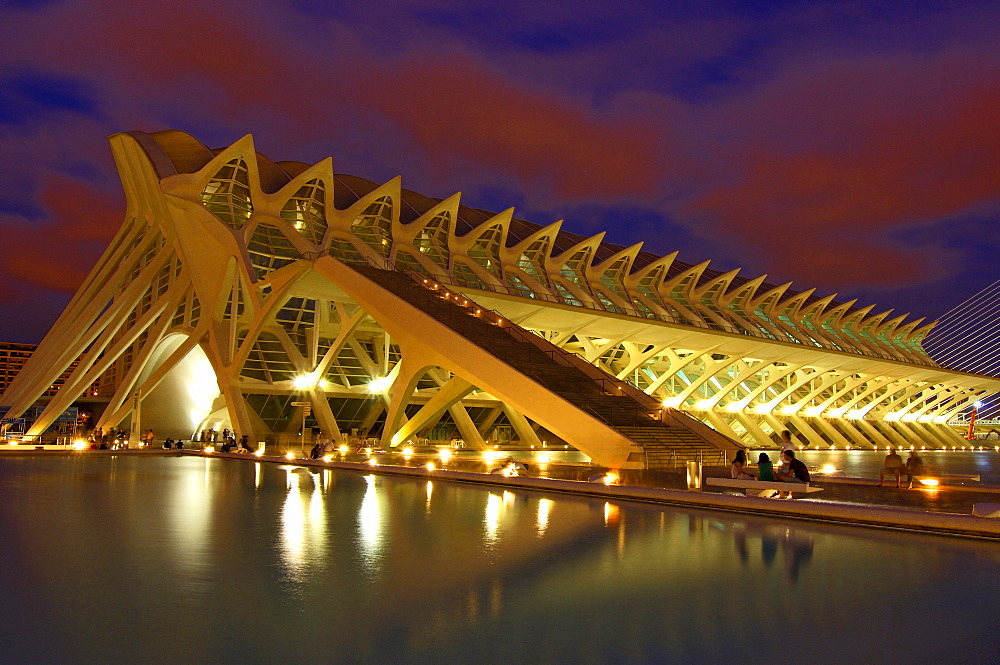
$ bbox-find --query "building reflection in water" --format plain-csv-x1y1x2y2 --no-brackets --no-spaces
484,492,502,544
357,474,384,575
536,498,553,537
279,467,329,580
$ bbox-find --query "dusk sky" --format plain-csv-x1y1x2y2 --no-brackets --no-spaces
1,0,998,344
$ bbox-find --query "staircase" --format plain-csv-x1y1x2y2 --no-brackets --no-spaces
350,263,741,467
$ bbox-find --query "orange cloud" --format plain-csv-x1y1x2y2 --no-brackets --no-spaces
687,59,1000,288
0,175,121,297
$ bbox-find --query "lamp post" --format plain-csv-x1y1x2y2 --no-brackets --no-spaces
966,400,983,440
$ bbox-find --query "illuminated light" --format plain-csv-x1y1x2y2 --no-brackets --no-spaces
603,472,620,486
725,403,742,412
820,464,837,475
338,445,349,453
537,454,550,464
847,409,865,420
846,445,852,450
884,412,902,421
805,406,822,416
285,452,295,461
975,400,984,409
754,403,774,414
695,399,714,410
918,415,934,423
494,444,500,450
780,405,796,415
318,379,330,390
254,447,265,457
828,408,846,417
901,414,917,422
919,478,940,487
322,454,333,463
536,498,553,535
364,447,372,455
204,445,215,453
425,462,436,471
483,450,498,463
662,397,683,408
439,449,452,462
402,446,414,456
368,458,378,466
829,445,837,450
292,373,318,390
368,376,393,393
71,440,87,451
921,446,927,451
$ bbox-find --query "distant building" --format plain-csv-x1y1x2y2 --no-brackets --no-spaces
1,130,997,465
0,342,94,398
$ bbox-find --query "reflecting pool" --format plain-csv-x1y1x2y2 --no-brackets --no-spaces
1,455,998,664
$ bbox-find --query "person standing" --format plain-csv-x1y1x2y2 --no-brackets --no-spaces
780,430,795,453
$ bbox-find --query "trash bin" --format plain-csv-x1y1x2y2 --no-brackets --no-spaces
686,460,703,490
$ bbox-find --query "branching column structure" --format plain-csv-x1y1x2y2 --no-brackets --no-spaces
2,130,998,464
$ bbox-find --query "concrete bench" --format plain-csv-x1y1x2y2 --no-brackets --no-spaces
705,477,824,498
972,503,1000,518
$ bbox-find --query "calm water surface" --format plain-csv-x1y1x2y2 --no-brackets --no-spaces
1,455,998,665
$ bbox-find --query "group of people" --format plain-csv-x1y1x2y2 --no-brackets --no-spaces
88,427,130,449
731,449,810,496
878,447,925,489
730,429,930,494
309,440,336,459
219,429,252,453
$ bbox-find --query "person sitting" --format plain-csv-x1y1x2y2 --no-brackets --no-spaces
774,450,810,497
756,452,774,481
879,447,905,487
730,450,754,479
904,450,925,489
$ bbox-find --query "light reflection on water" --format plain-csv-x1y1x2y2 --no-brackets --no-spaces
0,455,998,665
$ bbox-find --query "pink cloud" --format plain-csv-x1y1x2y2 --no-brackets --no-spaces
686,51,1000,288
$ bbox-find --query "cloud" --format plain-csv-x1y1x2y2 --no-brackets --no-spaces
0,174,120,296
347,52,667,201
685,49,1000,289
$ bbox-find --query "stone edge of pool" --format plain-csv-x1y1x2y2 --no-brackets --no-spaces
182,450,1000,540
